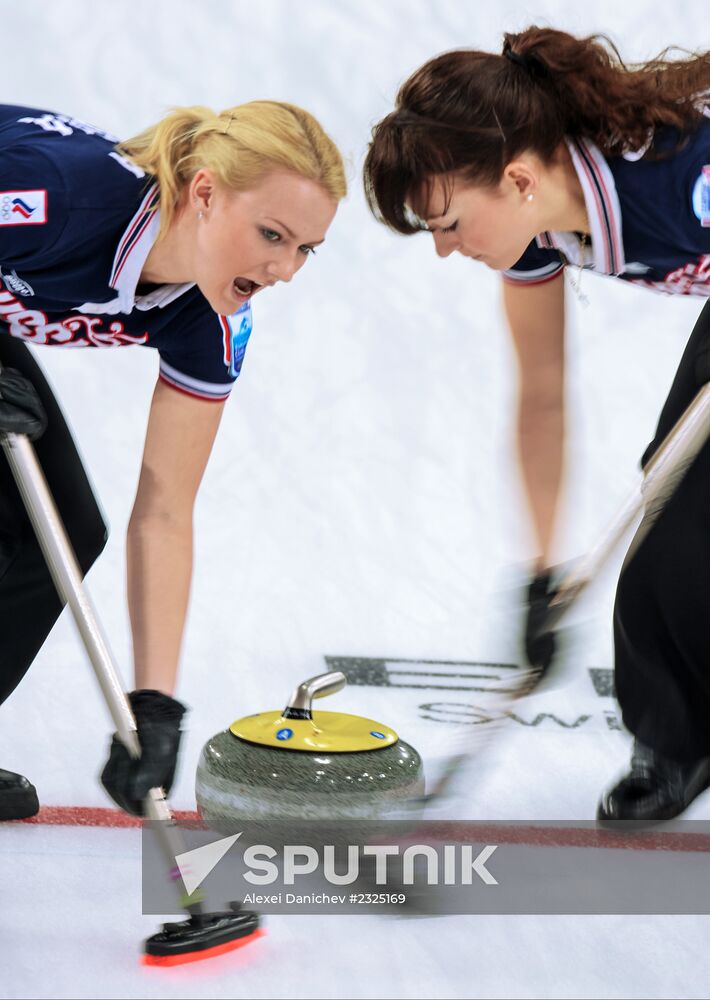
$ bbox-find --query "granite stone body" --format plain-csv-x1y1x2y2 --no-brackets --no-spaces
196,729,425,838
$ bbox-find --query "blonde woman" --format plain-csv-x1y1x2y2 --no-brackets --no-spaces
0,102,346,819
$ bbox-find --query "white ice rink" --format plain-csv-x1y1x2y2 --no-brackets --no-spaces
2,1,710,997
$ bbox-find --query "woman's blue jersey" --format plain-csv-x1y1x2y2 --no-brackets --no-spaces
0,105,253,401
504,116,710,297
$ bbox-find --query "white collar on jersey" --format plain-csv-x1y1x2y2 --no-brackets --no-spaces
535,137,627,277
75,184,194,315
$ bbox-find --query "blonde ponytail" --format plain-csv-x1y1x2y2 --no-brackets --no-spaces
118,101,347,236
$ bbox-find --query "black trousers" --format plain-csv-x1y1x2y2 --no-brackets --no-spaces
615,300,710,761
0,338,107,708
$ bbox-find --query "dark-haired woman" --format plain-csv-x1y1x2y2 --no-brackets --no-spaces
364,28,710,821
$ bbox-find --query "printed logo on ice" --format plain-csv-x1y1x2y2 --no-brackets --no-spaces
0,190,47,226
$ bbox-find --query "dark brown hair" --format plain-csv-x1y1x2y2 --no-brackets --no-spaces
364,27,710,234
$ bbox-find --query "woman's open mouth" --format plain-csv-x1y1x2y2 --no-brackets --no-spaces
233,277,263,299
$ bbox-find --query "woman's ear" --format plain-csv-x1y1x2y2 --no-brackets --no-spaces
190,169,217,214
503,160,537,200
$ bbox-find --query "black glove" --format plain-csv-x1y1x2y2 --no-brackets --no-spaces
524,569,557,673
101,689,187,816
0,367,48,440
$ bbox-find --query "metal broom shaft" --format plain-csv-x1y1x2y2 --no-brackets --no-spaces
546,380,710,630
0,424,202,915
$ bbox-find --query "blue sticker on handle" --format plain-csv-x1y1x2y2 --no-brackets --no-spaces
370,731,386,740
276,728,294,741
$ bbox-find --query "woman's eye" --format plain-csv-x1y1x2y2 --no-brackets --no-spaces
441,221,458,234
261,228,281,242
299,245,317,257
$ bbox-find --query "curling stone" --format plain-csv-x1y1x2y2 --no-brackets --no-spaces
195,671,424,837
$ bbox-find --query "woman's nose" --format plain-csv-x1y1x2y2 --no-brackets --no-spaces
266,251,303,283
432,230,458,258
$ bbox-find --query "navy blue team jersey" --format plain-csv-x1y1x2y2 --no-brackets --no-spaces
0,105,253,401
504,116,710,296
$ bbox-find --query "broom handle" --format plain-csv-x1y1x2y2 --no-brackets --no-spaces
0,379,201,913
0,430,171,817
547,381,710,628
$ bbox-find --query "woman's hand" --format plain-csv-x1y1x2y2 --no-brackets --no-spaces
100,688,186,815
0,367,47,440
524,568,558,671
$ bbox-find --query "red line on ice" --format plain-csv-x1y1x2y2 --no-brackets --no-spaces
14,808,710,853
19,806,201,828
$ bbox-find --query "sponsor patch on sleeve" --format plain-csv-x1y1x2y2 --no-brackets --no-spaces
692,166,710,228
222,301,253,378
0,190,48,226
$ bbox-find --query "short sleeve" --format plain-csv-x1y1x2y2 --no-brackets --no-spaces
0,145,70,267
503,239,565,286
156,296,253,403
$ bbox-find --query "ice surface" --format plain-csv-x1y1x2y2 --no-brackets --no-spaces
1,1,710,997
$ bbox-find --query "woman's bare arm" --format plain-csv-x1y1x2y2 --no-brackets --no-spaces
127,379,225,693
502,273,566,568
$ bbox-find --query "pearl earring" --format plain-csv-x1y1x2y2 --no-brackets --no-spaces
198,210,204,220
526,193,534,202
